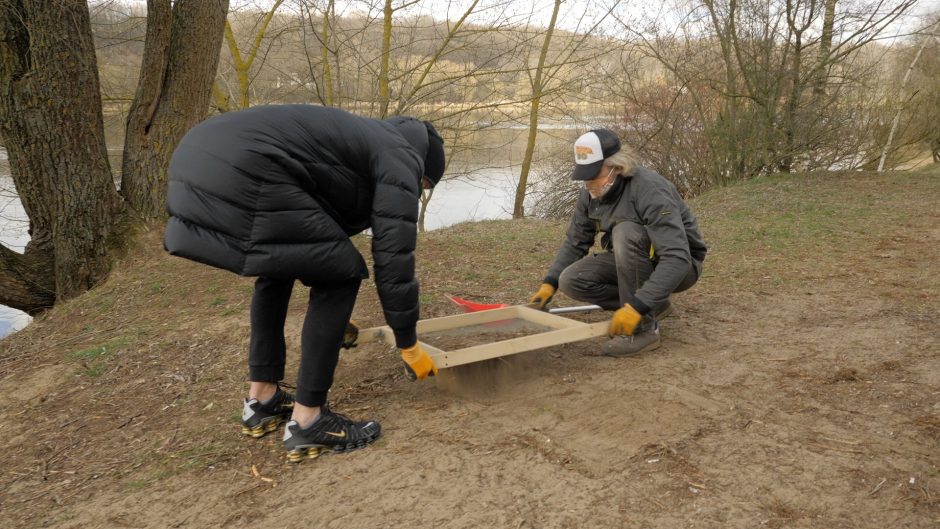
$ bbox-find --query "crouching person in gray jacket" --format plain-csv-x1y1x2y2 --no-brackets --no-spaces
529,129,707,356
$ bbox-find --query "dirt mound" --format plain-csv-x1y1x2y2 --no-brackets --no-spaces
1,168,938,528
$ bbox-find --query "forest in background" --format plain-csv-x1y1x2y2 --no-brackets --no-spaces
90,0,940,194
0,0,937,316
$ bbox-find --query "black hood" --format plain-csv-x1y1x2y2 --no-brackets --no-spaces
386,116,445,186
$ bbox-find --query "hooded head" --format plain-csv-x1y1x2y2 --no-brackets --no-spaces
387,116,446,187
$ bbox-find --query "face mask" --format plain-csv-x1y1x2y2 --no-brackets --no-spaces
586,167,617,199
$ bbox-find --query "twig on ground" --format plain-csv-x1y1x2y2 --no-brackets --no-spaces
117,413,143,429
806,442,864,454
869,478,887,496
408,429,426,440
820,436,861,445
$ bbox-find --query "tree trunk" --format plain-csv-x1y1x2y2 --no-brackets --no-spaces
222,0,284,110
122,0,229,220
321,0,336,106
418,188,434,233
878,20,939,172
513,0,562,219
0,0,126,313
379,0,393,118
813,0,838,96
781,12,806,174
704,0,742,183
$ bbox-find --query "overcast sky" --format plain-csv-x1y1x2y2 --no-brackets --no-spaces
102,0,938,41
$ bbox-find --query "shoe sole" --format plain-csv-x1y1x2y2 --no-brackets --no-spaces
657,304,673,320
600,338,661,357
286,432,382,463
241,416,286,439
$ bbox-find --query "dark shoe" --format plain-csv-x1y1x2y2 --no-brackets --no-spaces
656,300,673,320
241,386,295,438
283,405,381,463
600,326,661,357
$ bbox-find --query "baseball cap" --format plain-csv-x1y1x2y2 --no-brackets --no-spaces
572,129,621,181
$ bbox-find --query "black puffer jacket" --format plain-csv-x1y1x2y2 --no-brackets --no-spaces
164,105,429,347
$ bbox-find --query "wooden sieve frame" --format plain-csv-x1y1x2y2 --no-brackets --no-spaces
357,305,608,369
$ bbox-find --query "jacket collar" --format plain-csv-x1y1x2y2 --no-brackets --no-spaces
597,174,628,204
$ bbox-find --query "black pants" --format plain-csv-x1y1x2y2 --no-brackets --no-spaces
248,276,360,407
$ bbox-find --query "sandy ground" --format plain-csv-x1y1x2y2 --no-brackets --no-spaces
0,169,937,528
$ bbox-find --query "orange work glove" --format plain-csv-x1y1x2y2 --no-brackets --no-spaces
609,304,643,337
529,283,556,310
341,320,359,349
400,343,438,381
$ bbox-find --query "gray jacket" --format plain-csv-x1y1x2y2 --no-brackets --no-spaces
545,166,707,313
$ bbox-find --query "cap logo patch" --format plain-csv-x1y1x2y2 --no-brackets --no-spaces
575,146,594,159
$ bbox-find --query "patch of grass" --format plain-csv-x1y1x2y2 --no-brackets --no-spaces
67,332,149,378
148,280,165,295
208,297,226,307
220,306,241,316
125,443,220,490
68,336,131,360
68,345,110,360
80,363,108,378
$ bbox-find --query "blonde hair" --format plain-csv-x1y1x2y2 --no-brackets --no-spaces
603,146,637,176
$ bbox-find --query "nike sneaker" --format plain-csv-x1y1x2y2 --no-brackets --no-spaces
240,386,295,438
283,405,381,463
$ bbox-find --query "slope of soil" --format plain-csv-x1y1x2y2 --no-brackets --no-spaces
1,168,938,528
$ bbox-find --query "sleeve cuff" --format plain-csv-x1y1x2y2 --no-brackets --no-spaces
629,297,652,315
394,328,418,349
542,276,559,289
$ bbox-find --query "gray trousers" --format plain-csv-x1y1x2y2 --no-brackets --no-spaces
558,222,700,321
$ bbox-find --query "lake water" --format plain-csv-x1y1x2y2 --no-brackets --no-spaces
0,147,33,338
0,133,570,338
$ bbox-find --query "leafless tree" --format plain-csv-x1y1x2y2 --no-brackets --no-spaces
610,0,918,191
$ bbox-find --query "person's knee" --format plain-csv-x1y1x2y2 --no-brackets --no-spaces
611,222,650,257
558,266,578,299
673,259,701,293
611,221,647,247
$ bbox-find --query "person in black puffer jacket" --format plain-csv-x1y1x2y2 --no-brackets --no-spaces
164,105,445,461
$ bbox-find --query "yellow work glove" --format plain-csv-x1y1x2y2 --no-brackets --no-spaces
400,343,438,381
609,304,643,337
341,320,359,349
529,283,556,310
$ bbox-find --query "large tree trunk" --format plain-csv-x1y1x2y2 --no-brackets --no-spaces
0,0,125,314
121,0,229,220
